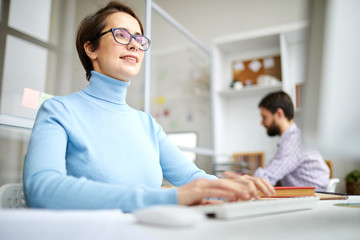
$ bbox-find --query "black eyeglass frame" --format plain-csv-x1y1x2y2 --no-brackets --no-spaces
92,28,151,51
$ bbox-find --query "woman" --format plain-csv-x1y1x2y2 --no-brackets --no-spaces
23,1,274,212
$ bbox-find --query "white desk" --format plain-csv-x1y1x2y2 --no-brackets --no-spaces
1,197,359,240
136,196,360,240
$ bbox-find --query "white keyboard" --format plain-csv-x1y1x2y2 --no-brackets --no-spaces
190,197,319,219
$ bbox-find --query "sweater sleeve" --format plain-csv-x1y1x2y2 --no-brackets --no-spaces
23,99,178,212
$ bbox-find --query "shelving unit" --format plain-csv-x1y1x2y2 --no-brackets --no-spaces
211,21,309,167
218,83,282,98
214,151,264,176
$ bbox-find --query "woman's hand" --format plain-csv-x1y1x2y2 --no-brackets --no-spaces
177,172,275,206
222,171,275,198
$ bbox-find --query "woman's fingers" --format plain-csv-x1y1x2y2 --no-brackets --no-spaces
253,177,275,196
201,178,257,200
223,171,275,197
222,171,260,199
222,171,239,179
240,174,274,196
177,173,275,207
178,178,255,206
199,199,226,205
177,180,234,205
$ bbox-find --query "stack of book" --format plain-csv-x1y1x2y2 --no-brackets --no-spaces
260,186,316,198
259,186,348,200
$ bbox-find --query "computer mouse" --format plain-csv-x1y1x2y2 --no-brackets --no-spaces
133,204,206,227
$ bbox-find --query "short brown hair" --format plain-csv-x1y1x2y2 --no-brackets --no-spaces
259,91,294,120
76,1,144,80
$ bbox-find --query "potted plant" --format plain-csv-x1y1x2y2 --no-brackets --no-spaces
345,170,360,195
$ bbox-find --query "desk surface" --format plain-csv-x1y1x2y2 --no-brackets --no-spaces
135,196,360,240
1,196,359,240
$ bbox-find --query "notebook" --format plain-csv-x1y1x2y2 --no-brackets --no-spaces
190,196,319,219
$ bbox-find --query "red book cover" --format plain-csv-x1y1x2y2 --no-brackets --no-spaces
274,186,315,190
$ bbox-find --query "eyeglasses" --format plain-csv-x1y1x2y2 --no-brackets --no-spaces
93,28,151,51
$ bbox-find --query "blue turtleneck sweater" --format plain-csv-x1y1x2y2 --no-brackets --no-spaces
23,71,216,212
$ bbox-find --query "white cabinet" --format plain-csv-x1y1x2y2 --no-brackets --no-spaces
211,21,309,164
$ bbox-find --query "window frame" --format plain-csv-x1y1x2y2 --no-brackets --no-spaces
0,0,59,129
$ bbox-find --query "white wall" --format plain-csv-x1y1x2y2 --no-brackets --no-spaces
152,0,310,50
303,0,360,193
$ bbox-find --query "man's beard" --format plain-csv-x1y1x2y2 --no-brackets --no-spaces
266,121,280,136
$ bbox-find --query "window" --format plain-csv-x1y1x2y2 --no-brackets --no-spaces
8,0,52,42
0,0,57,123
167,132,198,162
0,0,59,185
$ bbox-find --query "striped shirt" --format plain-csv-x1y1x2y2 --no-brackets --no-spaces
254,123,330,191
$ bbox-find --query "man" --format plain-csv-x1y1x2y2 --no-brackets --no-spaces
254,91,329,191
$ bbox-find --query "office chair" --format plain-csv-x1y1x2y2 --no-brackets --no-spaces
326,178,340,192
324,160,340,192
0,183,27,208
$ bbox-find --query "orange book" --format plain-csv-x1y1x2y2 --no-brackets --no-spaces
260,186,316,198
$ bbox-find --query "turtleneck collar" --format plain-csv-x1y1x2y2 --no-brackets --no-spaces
83,71,130,105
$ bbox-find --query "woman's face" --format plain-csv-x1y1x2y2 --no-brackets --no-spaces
89,12,145,81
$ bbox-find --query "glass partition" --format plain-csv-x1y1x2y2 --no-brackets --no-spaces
150,9,213,173
127,1,213,173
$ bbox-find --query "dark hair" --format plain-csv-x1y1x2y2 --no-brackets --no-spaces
258,91,294,120
76,1,144,80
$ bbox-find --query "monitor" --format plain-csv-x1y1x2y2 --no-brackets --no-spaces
167,132,198,162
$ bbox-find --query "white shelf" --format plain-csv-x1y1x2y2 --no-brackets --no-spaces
218,84,282,98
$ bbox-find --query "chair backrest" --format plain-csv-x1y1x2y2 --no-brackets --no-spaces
0,183,27,208
325,160,333,178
